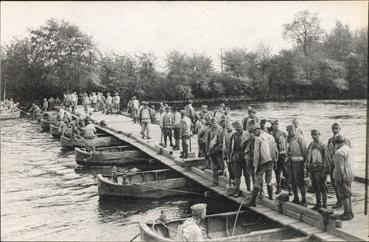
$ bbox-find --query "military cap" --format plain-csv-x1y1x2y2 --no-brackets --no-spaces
234,121,242,128
248,106,256,113
286,125,295,131
220,103,225,107
311,129,320,135
205,114,212,121
332,122,340,128
165,106,170,111
188,100,193,104
272,120,279,125
334,134,345,143
190,203,207,216
180,110,186,115
250,124,261,132
260,119,267,125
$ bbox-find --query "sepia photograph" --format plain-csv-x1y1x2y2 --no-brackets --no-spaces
1,1,368,241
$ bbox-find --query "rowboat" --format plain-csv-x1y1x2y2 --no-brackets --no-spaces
97,169,198,199
40,118,50,131
60,133,122,149
0,111,20,120
75,145,149,166
140,211,308,242
50,124,61,138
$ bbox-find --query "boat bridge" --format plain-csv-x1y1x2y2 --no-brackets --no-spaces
72,109,368,241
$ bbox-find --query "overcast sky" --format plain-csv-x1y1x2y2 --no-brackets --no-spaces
1,1,368,70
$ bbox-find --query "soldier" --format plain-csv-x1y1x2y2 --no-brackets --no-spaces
244,125,275,206
214,103,225,125
223,121,235,187
292,118,304,137
162,106,174,147
179,110,192,159
230,121,250,197
306,130,330,210
197,115,211,158
331,134,354,220
205,117,223,185
242,106,259,131
185,100,195,123
175,203,207,241
244,125,256,190
138,101,153,139
286,125,308,206
327,123,351,209
271,120,291,195
198,105,209,123
172,107,181,151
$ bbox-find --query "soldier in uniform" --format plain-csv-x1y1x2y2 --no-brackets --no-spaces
205,117,223,185
332,134,354,220
286,125,308,206
306,130,330,210
271,120,291,195
175,203,207,241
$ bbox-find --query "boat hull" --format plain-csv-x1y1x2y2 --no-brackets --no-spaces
75,146,147,166
0,111,20,120
97,169,195,199
60,135,122,149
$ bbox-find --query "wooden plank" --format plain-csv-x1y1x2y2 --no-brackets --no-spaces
326,226,368,241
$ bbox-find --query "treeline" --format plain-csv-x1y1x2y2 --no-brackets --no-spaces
1,10,367,106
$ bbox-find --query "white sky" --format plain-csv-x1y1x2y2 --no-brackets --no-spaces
1,1,368,70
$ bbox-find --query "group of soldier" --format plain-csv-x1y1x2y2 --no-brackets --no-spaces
0,98,20,112
129,99,355,221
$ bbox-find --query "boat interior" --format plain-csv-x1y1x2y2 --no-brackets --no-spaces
107,169,181,184
145,211,307,241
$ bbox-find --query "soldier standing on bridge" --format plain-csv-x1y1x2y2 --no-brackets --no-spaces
271,120,291,195
138,101,153,140
242,106,259,132
306,130,329,210
327,122,351,209
286,125,308,206
331,134,354,221
205,117,224,185
179,110,192,159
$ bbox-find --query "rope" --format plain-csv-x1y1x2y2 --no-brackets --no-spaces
129,233,140,242
231,196,248,236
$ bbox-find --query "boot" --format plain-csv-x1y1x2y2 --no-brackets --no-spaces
348,198,354,218
288,184,293,195
292,186,300,204
244,187,259,207
300,186,307,207
213,171,219,185
232,178,241,197
267,185,273,200
312,193,321,210
322,192,327,209
245,176,251,191
332,200,342,209
339,198,353,221
275,174,281,194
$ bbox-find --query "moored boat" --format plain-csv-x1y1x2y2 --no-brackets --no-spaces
97,169,198,199
60,133,122,149
140,211,308,242
0,111,20,120
75,145,148,166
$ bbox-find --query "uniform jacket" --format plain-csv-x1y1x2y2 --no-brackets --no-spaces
306,141,330,173
333,144,354,183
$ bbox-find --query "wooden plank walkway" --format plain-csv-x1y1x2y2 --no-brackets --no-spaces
77,109,368,241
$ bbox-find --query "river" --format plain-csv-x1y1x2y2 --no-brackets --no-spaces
1,99,367,240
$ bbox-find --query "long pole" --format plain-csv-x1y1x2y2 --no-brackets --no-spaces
365,97,368,215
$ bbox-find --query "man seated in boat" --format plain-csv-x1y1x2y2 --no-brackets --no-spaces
175,203,208,241
83,120,97,139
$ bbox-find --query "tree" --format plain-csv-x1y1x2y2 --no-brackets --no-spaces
283,10,324,59
28,19,98,93
324,21,353,61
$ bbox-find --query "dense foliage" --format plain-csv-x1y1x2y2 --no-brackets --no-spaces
1,11,367,106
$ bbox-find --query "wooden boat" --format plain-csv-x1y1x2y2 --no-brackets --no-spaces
60,133,122,149
0,111,20,120
97,169,198,199
50,124,61,138
140,211,308,242
40,118,50,131
75,145,148,166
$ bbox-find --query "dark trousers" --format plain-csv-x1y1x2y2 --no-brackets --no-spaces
181,136,190,158
163,128,173,146
274,154,289,190
233,152,251,190
254,161,273,190
288,160,306,202
330,167,341,204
